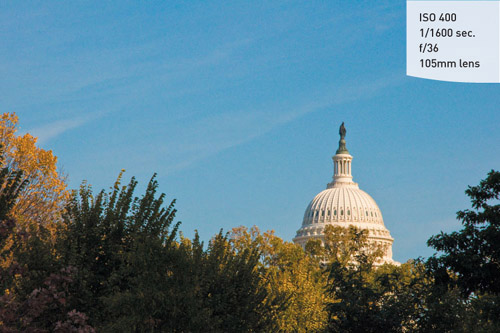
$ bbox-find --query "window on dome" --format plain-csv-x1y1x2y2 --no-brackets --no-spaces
321,210,324,217
366,211,368,216
334,210,337,216
347,210,350,215
327,210,330,216
341,210,343,215
371,212,373,217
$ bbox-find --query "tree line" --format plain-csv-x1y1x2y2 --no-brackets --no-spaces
0,113,499,332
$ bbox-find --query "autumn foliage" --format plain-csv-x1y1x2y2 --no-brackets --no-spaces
0,113,68,226
0,113,499,332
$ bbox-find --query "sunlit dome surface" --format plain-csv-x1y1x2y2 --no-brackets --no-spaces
293,123,397,264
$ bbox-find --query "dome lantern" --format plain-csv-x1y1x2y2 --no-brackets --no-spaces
329,122,354,186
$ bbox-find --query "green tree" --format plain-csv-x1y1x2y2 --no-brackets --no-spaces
199,231,277,332
426,170,500,331
324,225,388,332
428,170,500,296
322,226,435,332
55,172,180,329
57,173,283,332
102,229,279,332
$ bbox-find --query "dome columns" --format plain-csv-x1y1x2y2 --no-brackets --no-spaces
332,153,353,183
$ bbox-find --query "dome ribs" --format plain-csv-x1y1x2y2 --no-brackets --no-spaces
346,187,356,222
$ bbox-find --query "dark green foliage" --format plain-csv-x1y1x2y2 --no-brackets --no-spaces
325,240,468,332
324,172,500,332
426,170,500,331
56,172,180,329
428,170,500,296
102,230,279,332
54,172,280,332
326,261,385,332
324,226,392,332
324,227,402,332
195,231,275,332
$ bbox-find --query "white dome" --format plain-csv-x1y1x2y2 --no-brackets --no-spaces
293,123,396,264
293,185,393,246
304,186,383,225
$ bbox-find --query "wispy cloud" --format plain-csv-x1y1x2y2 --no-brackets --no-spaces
25,112,101,145
12,38,256,149
27,117,89,145
160,74,404,174
1,23,253,112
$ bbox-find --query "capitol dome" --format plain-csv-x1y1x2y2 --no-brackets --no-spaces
293,123,396,264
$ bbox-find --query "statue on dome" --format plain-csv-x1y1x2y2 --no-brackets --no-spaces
336,122,349,154
339,122,346,139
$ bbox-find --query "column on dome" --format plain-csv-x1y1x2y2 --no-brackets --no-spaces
332,154,353,182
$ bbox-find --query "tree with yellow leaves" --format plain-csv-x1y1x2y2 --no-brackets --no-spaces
0,112,68,227
231,226,329,332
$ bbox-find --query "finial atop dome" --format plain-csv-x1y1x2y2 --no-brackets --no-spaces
336,122,349,154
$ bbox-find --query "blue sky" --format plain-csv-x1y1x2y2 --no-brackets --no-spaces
1,1,498,262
